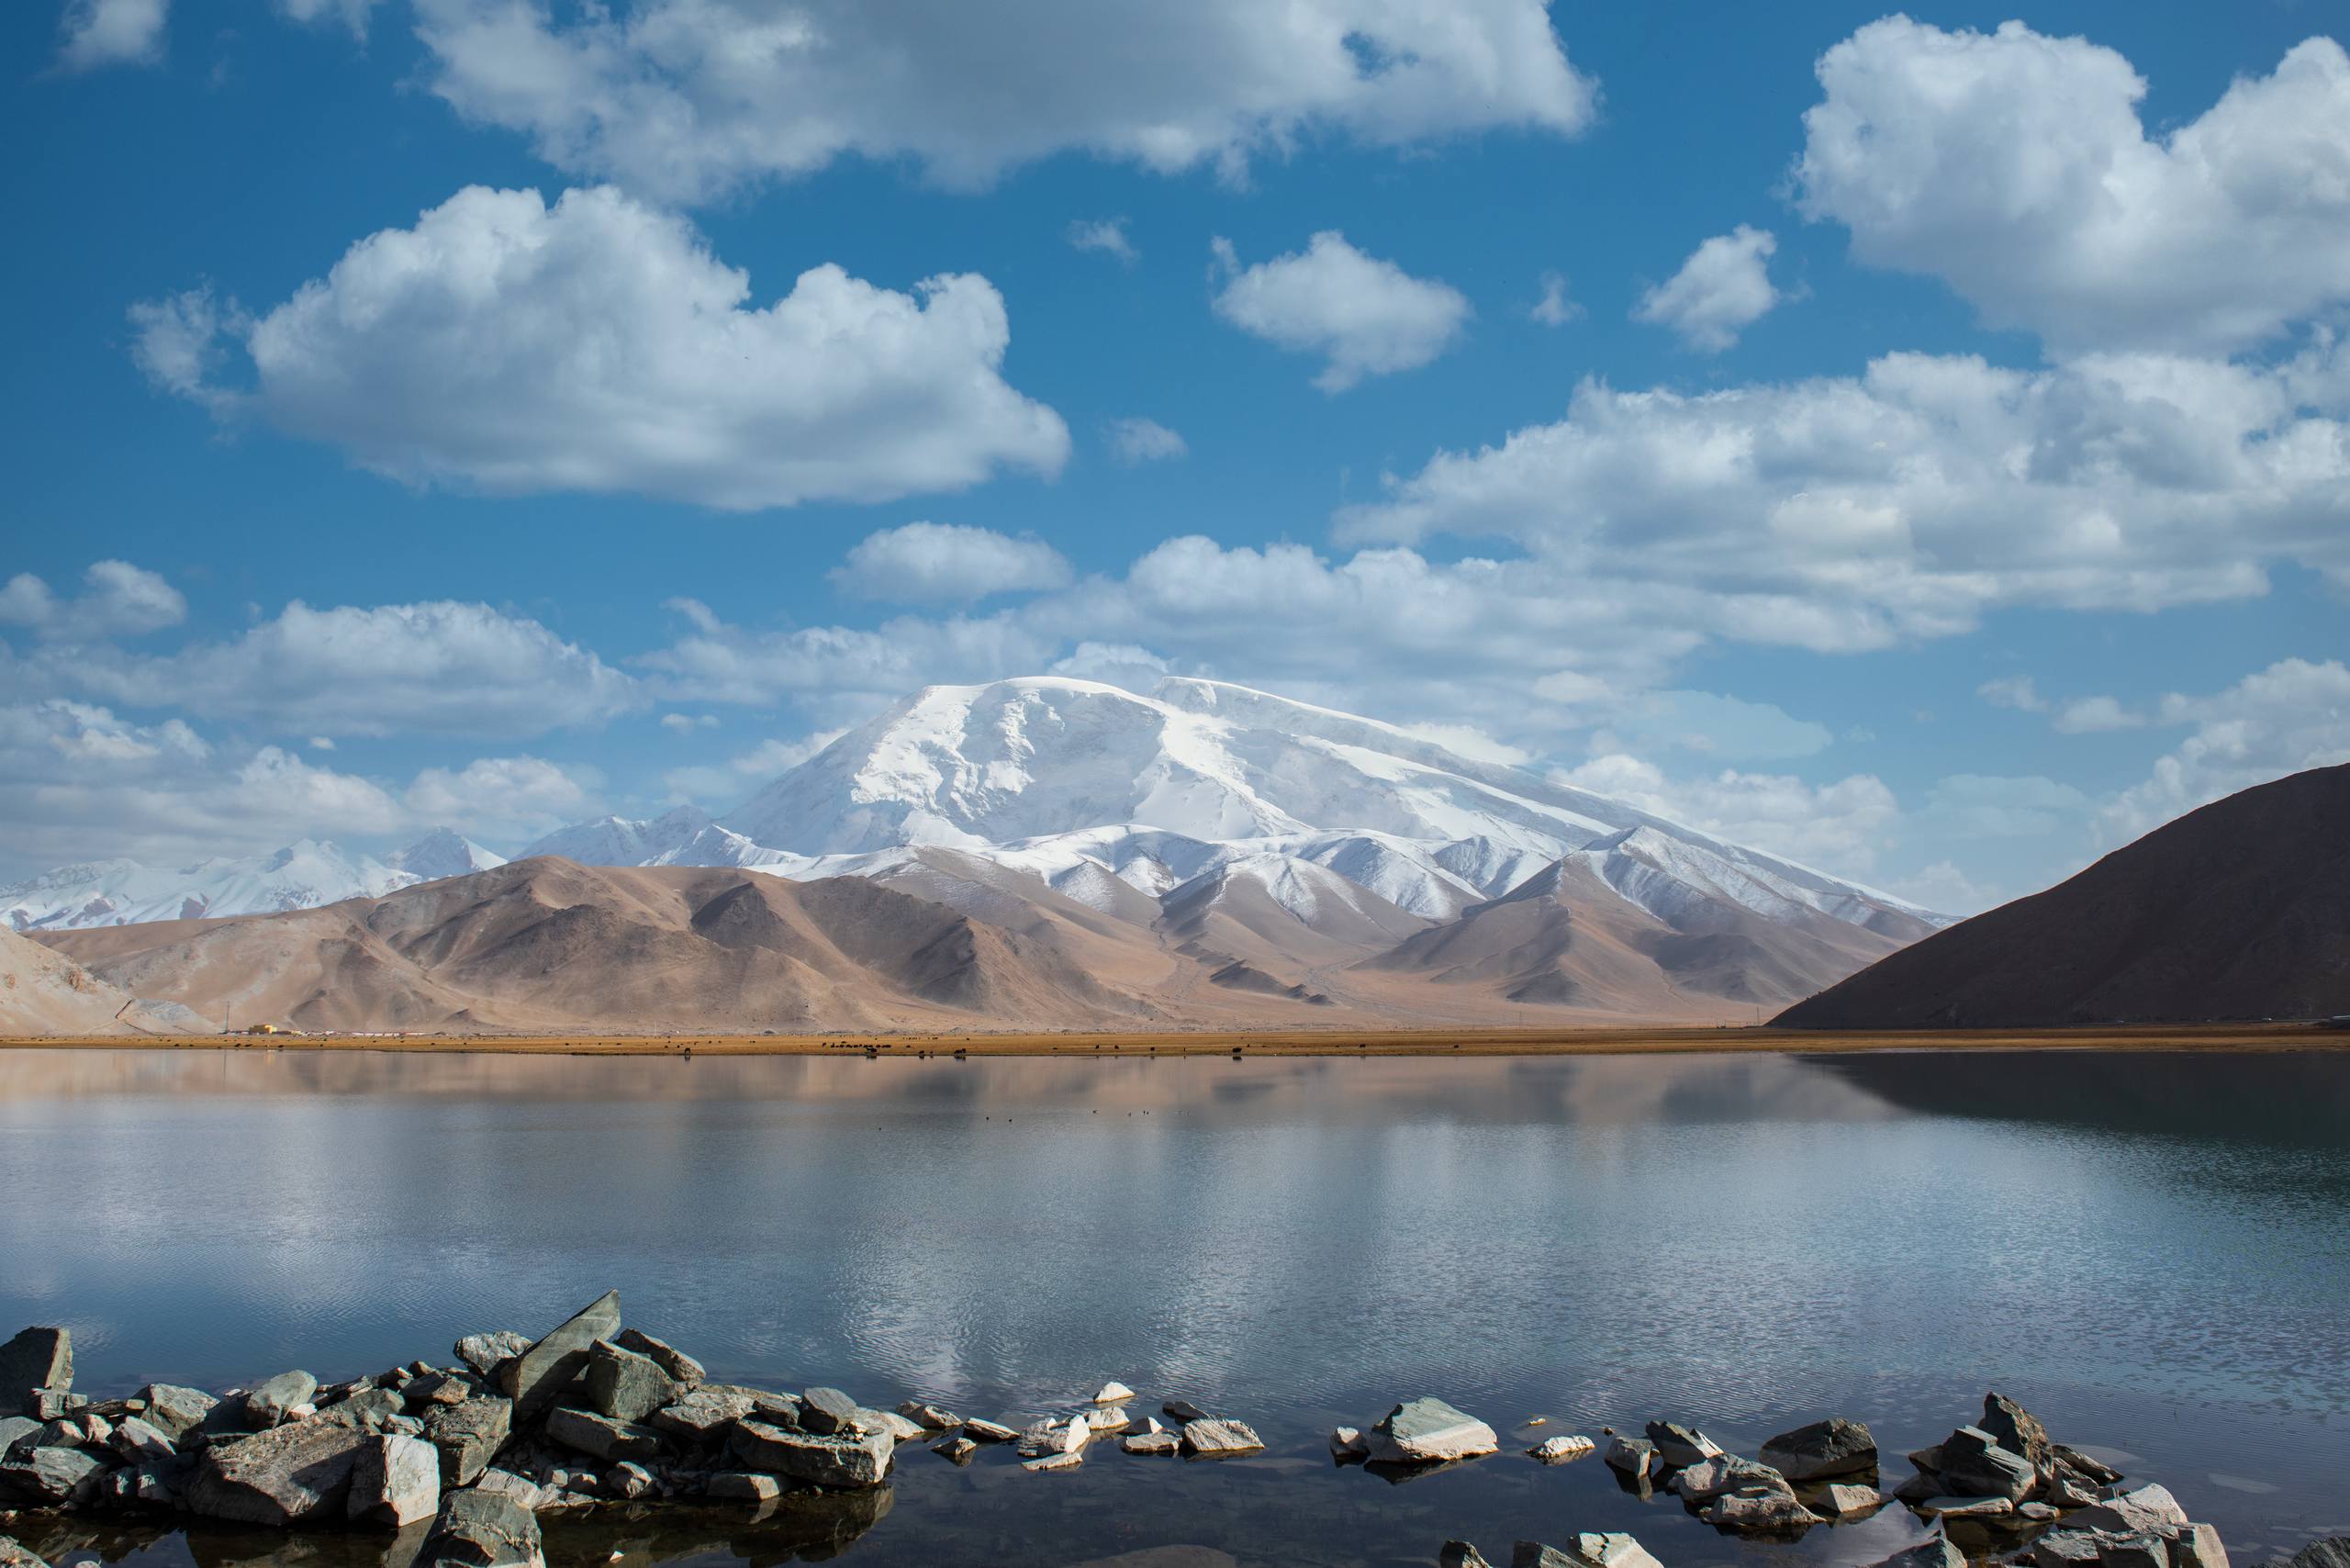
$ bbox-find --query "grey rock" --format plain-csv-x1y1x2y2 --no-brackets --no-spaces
2104,1537,2173,1568
1528,1435,1595,1462
107,1416,176,1465
1180,1418,1264,1457
0,1535,52,1568
402,1372,474,1409
866,1407,926,1443
1023,1449,1084,1473
896,1401,959,1430
933,1436,979,1462
1980,1391,2052,1464
319,1388,407,1428
1641,1419,1722,1469
2053,1442,2123,1484
2034,1531,2114,1568
185,1417,373,1525
1368,1398,1498,1465
453,1332,532,1378
2262,1539,2349,1568
2076,1485,2190,1533
1441,1545,1494,1568
1512,1534,1663,1568
581,1341,682,1426
1759,1417,1876,1481
498,1291,621,1424
420,1394,511,1488
1088,1405,1133,1434
647,1386,758,1442
471,1467,554,1513
1917,1495,2015,1518
1869,1542,1967,1568
33,1417,87,1450
613,1329,704,1389
543,1407,663,1462
962,1417,1019,1442
1818,1482,1884,1515
0,1416,39,1457
609,1460,655,1499
705,1471,781,1502
242,1371,319,1429
22,1392,77,1423
1330,1425,1368,1458
422,1486,544,1568
347,1433,440,1529
0,1446,106,1505
1700,1488,1824,1529
1163,1399,1210,1423
799,1387,864,1435
1937,1424,2037,1501
2164,1526,2232,1568
134,1383,218,1442
1602,1436,1653,1475
1674,1454,1793,1503
1122,1431,1180,1456
0,1329,72,1418
729,1418,892,1489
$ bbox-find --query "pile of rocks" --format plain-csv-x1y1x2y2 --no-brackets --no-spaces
0,1303,1267,1564
1440,1530,1664,1568
1601,1415,1879,1531
1896,1392,2125,1521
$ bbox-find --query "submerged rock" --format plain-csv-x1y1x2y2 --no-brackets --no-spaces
1602,1436,1654,1476
1759,1417,1876,1480
897,1401,959,1431
423,1486,545,1568
1818,1482,1883,1515
1867,1542,1966,1568
0,1332,72,1420
1163,1400,1210,1424
1122,1430,1181,1456
185,1418,374,1525
933,1435,979,1462
1528,1434,1595,1462
961,1417,1019,1443
1180,1419,1264,1457
1440,1545,1494,1568
1368,1398,1498,1465
499,1292,621,1423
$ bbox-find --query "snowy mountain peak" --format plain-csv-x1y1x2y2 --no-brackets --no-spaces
386,829,509,882
3,841,416,931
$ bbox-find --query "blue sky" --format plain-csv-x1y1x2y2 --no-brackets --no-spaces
3,0,2346,911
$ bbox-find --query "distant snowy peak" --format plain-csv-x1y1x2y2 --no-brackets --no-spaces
2,841,415,931
386,829,509,882
518,805,716,866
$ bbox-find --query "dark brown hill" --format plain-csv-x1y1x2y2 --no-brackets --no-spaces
1776,765,2350,1028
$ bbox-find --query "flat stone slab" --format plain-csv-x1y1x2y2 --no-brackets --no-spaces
1368,1398,1497,1465
185,1419,373,1526
1760,1417,1876,1480
500,1292,620,1424
729,1418,892,1490
543,1407,663,1462
1179,1418,1263,1457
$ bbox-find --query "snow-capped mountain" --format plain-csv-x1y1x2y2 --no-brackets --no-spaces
3,841,419,931
384,828,509,882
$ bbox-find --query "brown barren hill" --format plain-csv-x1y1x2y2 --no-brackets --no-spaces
1776,763,2350,1028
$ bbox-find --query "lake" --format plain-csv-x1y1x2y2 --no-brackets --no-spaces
2,1047,2345,1568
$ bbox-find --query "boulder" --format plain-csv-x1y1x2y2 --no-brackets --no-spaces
1603,1435,1653,1476
185,1418,374,1525
1980,1392,2052,1463
134,1383,218,1442
347,1433,440,1528
0,1416,38,1458
1368,1398,1499,1464
897,1402,959,1430
1330,1426,1368,1458
1674,1455,1793,1504
1512,1534,1663,1568
454,1332,532,1377
1122,1431,1180,1456
705,1471,781,1502
1818,1482,1883,1515
0,1330,71,1418
241,1371,319,1429
499,1291,621,1423
472,1467,555,1513
612,1329,704,1389
1700,1488,1823,1529
2033,1532,2113,1568
1093,1382,1136,1405
107,1416,176,1466
867,1407,926,1443
729,1419,892,1489
2167,1523,2231,1568
0,1536,51,1568
1937,1425,2037,1501
800,1387,866,1435
610,1461,655,1499
962,1417,1019,1442
543,1407,662,1462
1642,1420,1722,1468
420,1395,512,1488
1180,1418,1264,1457
2053,1442,2123,1485
1528,1435,1595,1462
402,1372,474,1409
581,1340,682,1425
2102,1539,2171,1568
2076,1486,2190,1534
1442,1546,1494,1568
422,1486,545,1568
320,1388,407,1429
1759,1417,1876,1481
649,1386,761,1441
934,1436,979,1462
2261,1539,2348,1568
1868,1542,1966,1568
0,1446,106,1506
1089,1406,1133,1434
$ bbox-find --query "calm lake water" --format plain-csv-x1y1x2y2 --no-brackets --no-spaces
3,1047,2346,1568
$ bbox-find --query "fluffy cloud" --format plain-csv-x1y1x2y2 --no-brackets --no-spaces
1105,418,1187,465
1553,753,1901,878
2052,695,2144,734
57,0,167,70
1066,218,1136,263
1211,232,1471,392
133,185,1069,510
411,0,1595,203
67,599,642,738
403,755,592,837
1796,19,2350,355
833,522,1073,604
1633,226,1785,352
661,730,846,807
1337,346,2350,647
1977,675,2045,713
2104,658,2350,840
0,562,185,642
273,0,375,35
1530,272,1582,327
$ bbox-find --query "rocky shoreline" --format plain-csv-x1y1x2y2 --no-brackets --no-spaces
0,1299,2338,1568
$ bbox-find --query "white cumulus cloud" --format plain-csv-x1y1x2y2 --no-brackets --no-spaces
1554,753,1902,879
57,0,167,71
1211,231,1471,392
131,185,1069,510
2103,658,2350,841
1633,226,1785,353
0,561,186,643
1796,18,2350,354
834,522,1073,604
410,0,1596,203
1066,218,1136,263
1105,418,1188,464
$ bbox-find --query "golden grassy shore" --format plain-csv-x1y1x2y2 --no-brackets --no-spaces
3,1021,2342,1056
